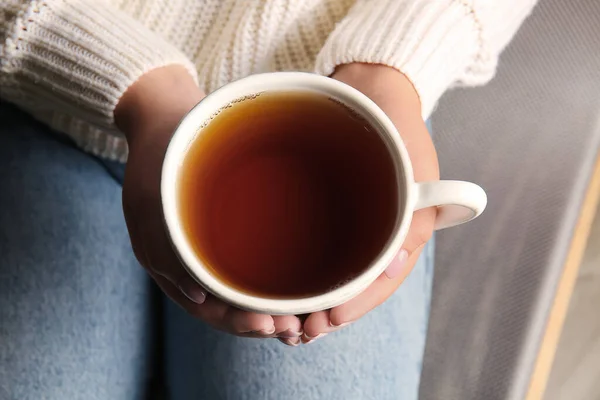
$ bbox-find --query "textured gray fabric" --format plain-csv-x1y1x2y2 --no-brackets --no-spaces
421,1,600,399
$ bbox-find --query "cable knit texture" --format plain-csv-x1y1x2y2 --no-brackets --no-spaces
0,0,537,161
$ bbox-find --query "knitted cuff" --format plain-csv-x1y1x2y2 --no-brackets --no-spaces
315,0,490,119
0,0,199,132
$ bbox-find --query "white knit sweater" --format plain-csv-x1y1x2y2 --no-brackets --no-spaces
0,0,537,161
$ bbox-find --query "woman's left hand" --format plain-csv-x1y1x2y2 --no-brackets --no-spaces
301,63,440,343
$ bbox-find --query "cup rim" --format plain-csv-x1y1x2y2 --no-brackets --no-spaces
161,72,416,315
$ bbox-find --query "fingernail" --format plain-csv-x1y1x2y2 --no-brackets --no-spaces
302,332,327,344
384,249,409,279
248,325,276,335
278,337,300,347
261,326,276,335
279,329,303,339
178,276,207,304
328,321,351,328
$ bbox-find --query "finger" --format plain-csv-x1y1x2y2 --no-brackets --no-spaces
184,290,274,336
301,310,335,344
150,271,227,328
124,152,205,304
328,245,425,327
273,315,303,338
150,270,209,319
400,208,436,256
141,214,184,280
175,274,208,304
152,271,277,337
140,229,208,304
132,190,213,306
383,207,434,281
224,307,275,336
277,337,301,347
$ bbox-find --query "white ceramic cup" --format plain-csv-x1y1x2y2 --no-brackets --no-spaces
161,72,487,315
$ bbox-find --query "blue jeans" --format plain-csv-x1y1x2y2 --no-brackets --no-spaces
0,103,434,400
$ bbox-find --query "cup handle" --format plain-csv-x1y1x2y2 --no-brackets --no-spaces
414,181,488,230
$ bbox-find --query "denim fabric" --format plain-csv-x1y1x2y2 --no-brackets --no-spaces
0,103,434,400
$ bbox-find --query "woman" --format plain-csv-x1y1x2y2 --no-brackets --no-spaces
0,1,537,399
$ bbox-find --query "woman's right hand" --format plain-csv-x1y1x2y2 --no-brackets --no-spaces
115,66,303,345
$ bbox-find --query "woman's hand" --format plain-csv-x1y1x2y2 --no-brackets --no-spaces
115,66,303,343
301,63,439,343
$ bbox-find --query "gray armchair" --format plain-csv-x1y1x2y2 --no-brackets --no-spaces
421,0,600,399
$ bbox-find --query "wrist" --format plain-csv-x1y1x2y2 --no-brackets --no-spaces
115,65,204,144
332,63,422,120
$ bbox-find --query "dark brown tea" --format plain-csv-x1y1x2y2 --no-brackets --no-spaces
179,91,398,298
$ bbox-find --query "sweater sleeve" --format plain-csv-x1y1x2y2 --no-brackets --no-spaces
315,0,538,119
0,0,198,148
